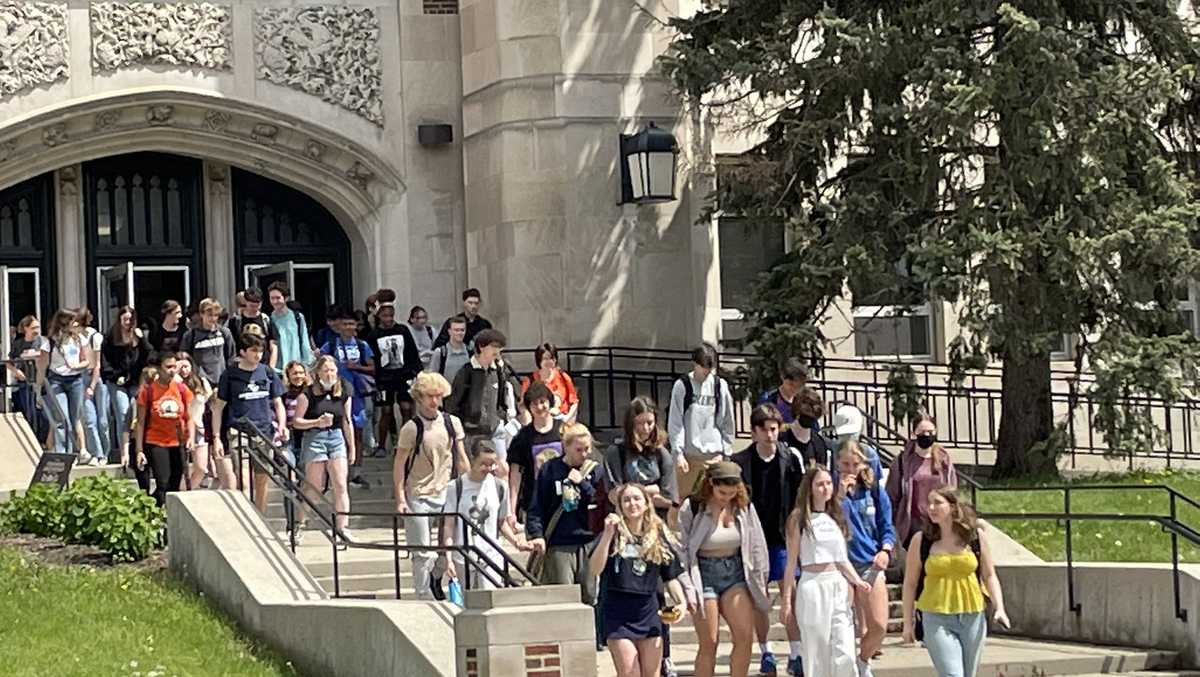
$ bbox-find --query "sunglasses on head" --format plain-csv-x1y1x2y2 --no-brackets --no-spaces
712,477,742,487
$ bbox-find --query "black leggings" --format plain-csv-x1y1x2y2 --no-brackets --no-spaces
146,444,184,507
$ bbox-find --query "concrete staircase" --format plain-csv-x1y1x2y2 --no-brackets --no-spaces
258,455,1191,677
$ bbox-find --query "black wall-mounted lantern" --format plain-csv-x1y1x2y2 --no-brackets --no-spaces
619,122,679,204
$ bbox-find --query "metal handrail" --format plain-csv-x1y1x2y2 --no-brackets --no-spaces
2,357,71,454
231,417,536,597
976,483,1200,623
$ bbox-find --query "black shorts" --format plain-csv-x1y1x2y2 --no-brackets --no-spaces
377,387,412,406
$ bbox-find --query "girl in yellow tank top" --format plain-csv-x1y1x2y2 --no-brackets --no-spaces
901,488,1010,677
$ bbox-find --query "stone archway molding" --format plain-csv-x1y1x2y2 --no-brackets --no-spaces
0,87,403,244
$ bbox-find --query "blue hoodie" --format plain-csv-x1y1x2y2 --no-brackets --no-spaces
839,475,896,566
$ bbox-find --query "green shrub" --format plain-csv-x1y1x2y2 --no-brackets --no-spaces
1,474,165,562
1,484,67,537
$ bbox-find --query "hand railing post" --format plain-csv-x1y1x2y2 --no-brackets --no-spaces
332,515,341,598
1170,493,1188,622
1064,488,1080,615
393,513,402,600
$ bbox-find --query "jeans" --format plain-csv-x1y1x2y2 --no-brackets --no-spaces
404,494,445,599
84,380,111,462
922,611,987,677
46,374,85,454
362,397,376,451
107,383,135,463
11,383,47,441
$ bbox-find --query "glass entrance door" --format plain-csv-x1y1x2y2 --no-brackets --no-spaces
96,264,190,333
246,262,334,339
98,263,134,333
1,267,41,359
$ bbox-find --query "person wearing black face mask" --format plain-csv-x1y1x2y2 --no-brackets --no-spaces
779,387,835,470
884,413,959,547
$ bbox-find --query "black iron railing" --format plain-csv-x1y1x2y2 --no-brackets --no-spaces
501,346,1200,467
230,418,536,598
2,357,71,454
977,484,1200,623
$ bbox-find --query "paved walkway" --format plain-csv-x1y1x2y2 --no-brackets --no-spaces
596,636,1180,677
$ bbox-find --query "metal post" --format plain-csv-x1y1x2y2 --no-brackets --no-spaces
607,347,616,427
393,513,402,600
1169,493,1188,622
332,523,341,598
1064,488,1080,615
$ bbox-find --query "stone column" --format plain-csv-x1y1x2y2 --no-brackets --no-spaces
454,585,596,677
203,161,236,303
54,164,84,309
459,0,706,348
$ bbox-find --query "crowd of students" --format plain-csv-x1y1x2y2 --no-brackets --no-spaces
6,290,1009,677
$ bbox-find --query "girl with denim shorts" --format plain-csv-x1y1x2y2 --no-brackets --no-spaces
677,462,769,677
291,355,356,540
902,489,1010,677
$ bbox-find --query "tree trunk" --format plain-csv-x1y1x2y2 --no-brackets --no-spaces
994,349,1057,478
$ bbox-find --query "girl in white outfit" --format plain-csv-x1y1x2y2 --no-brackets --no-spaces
781,466,871,677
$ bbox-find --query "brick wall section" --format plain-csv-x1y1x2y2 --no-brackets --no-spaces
524,643,562,676
423,0,458,14
465,648,478,677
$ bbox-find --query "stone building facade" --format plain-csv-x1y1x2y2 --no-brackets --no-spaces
0,0,721,348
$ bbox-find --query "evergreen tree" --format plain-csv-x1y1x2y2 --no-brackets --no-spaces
664,1,1200,476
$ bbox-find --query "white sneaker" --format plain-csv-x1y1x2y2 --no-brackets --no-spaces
77,450,93,465
87,457,101,467
857,659,874,677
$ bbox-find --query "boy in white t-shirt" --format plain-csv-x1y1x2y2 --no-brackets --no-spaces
439,439,530,590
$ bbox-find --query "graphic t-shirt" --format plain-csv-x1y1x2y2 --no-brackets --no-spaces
507,422,563,512
217,362,282,437
446,474,509,563
138,380,194,447
9,336,48,364
602,533,684,596
182,325,235,384
43,335,88,377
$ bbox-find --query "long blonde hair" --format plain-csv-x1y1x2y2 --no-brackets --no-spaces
612,483,676,566
310,355,343,397
837,439,875,489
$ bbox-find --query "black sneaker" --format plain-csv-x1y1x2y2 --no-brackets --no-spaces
349,475,371,490
430,575,445,601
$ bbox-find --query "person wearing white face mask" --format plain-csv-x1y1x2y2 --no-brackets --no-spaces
291,355,356,541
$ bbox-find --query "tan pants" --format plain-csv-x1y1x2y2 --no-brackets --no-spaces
676,451,724,501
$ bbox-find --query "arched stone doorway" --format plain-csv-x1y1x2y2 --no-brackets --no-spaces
0,90,405,329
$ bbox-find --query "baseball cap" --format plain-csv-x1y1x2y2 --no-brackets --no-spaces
707,461,743,482
833,404,864,437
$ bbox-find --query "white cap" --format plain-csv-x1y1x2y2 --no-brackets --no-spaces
832,404,864,437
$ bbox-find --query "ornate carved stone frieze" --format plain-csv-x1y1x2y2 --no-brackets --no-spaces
203,109,231,132
94,110,121,131
0,2,69,97
91,2,232,71
251,123,278,144
42,123,67,147
58,165,78,196
207,163,228,194
254,6,383,125
305,139,326,161
345,161,373,190
145,104,174,125
0,139,17,162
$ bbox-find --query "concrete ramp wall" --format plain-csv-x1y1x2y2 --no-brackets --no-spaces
0,413,45,496
167,491,458,677
999,562,1200,668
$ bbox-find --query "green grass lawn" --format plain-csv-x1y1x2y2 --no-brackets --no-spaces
0,546,300,677
974,469,1200,563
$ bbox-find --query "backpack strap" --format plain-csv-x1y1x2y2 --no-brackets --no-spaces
715,377,722,419
680,375,694,412
442,411,460,477
404,416,426,479
437,345,449,376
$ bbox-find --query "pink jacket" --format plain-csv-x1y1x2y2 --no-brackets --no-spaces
676,499,771,616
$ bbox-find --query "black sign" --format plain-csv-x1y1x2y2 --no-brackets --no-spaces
29,453,76,491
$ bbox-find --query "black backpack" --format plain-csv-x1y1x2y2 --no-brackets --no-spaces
677,373,722,418
404,412,461,480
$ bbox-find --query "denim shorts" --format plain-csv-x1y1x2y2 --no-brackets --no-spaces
853,561,884,583
698,554,747,599
302,428,348,464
